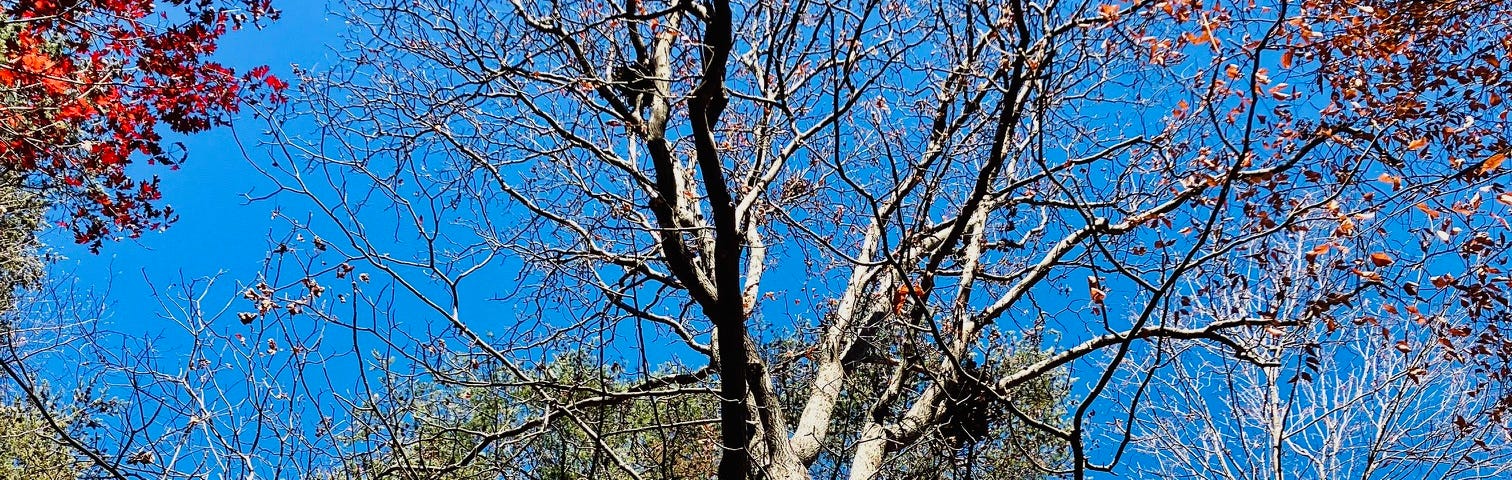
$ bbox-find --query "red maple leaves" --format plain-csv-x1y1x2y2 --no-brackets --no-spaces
1,0,282,251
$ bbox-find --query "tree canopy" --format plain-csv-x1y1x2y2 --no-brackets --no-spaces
219,0,1512,477
1,0,282,250
8,0,1512,478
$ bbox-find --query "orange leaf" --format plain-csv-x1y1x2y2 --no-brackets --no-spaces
1098,3,1121,19
1369,252,1394,267
19,52,53,73
892,285,925,314
1334,218,1355,236
1280,50,1294,69
1480,152,1507,174
1416,203,1441,220
1377,173,1402,190
1407,138,1429,150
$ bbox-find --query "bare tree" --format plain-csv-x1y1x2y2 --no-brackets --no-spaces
227,0,1512,478
1131,234,1512,479
0,264,125,479
2,269,336,479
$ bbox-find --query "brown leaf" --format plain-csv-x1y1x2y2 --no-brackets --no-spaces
127,450,154,465
1407,366,1428,383
1334,218,1356,236
1369,252,1394,267
1269,83,1291,100
1431,273,1455,288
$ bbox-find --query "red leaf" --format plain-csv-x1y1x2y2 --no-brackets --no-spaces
265,74,289,91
